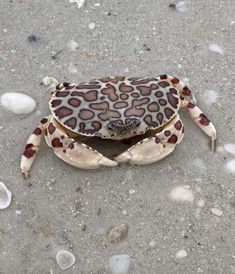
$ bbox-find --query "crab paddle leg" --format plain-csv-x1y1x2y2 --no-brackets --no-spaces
185,102,217,150
44,116,117,169
20,117,49,178
115,115,185,165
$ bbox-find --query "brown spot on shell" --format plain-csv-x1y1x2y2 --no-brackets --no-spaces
158,81,170,88
144,115,159,127
159,99,167,106
98,110,121,121
33,127,42,135
157,113,164,124
147,102,160,112
120,94,129,100
40,118,48,124
119,83,134,93
187,102,195,108
48,123,56,135
124,98,149,117
71,90,98,102
131,92,140,98
155,91,164,98
68,98,81,107
51,138,63,148
164,108,175,119
164,130,171,136
79,109,95,120
168,134,178,144
169,88,178,95
166,92,179,109
99,76,125,84
171,77,180,84
76,84,101,90
182,86,192,96
155,137,161,143
54,106,73,119
25,143,33,150
137,83,159,96
92,121,102,130
64,117,77,129
129,77,157,85
114,101,128,109
51,99,62,108
23,148,36,158
68,143,74,149
160,74,167,80
90,102,109,110
199,113,210,126
174,120,182,130
101,84,118,101
55,91,70,97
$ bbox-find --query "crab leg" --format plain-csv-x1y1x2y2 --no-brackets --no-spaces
184,101,217,150
20,117,49,178
115,114,184,165
44,116,117,169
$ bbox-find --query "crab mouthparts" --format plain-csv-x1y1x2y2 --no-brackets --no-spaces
106,118,141,133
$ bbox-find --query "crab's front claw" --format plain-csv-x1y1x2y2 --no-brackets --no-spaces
115,139,176,165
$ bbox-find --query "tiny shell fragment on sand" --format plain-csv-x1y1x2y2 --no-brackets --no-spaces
56,250,75,270
0,182,12,209
107,224,128,243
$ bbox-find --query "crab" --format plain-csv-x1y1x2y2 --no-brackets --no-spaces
20,75,216,177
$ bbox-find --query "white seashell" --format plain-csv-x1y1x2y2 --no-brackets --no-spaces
1,92,36,115
0,182,12,209
66,40,78,52
211,208,223,217
224,144,235,155
175,1,188,12
170,185,194,202
56,250,75,270
109,255,130,274
208,43,224,55
88,23,96,30
203,90,218,106
69,0,85,9
176,249,188,258
225,159,235,173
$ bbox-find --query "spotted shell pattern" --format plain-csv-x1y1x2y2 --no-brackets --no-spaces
49,75,180,138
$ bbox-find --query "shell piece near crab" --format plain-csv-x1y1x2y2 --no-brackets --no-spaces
20,75,216,177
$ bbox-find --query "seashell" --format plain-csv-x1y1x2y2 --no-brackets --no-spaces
56,250,75,270
0,182,12,209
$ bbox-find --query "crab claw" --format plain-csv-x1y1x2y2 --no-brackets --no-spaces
98,156,118,167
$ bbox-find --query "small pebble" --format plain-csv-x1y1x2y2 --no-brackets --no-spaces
0,182,12,209
66,40,78,52
208,43,224,55
1,92,36,115
109,255,130,274
69,0,85,9
94,3,100,6
203,90,218,106
68,62,77,74
15,210,22,215
226,159,235,173
129,189,135,195
170,185,194,202
224,144,235,155
28,34,39,43
149,240,156,247
107,224,128,243
211,208,223,217
197,199,205,207
56,250,75,270
88,22,96,30
176,249,188,258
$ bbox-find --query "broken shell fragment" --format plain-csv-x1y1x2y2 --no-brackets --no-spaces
0,182,12,209
56,250,75,270
107,223,128,243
